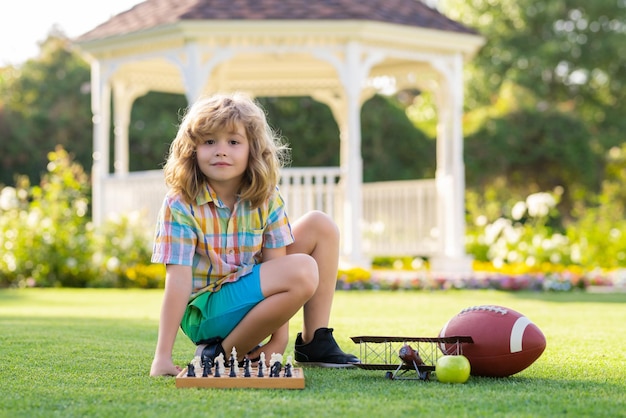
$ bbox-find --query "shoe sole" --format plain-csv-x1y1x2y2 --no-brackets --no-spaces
295,361,358,368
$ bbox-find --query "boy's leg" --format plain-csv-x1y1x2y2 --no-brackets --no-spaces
287,211,338,341
218,253,318,360
288,211,359,367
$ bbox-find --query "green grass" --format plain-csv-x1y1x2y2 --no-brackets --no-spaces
1,289,624,418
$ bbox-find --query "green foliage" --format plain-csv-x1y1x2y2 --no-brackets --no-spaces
566,144,626,268
361,95,436,181
92,210,155,288
466,188,573,266
0,147,94,287
444,0,626,131
441,0,626,203
466,146,626,271
258,96,340,168
0,33,92,187
128,92,188,172
465,104,599,210
0,147,157,288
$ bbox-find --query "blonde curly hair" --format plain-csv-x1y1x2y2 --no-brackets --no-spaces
163,93,290,208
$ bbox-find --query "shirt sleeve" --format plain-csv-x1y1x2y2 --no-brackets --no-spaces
262,190,295,249
151,195,198,266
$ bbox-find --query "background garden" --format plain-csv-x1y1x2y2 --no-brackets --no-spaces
1,1,626,290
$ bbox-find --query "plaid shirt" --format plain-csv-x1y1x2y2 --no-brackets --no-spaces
152,183,294,297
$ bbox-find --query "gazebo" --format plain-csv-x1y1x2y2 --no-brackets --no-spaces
76,0,484,272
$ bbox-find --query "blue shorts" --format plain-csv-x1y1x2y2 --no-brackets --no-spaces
180,264,264,344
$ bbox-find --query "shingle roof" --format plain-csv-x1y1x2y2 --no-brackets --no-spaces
77,0,476,42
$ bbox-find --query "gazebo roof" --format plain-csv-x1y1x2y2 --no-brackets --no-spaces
77,0,477,43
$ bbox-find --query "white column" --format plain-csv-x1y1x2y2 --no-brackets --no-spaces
90,60,113,226
312,43,384,267
430,54,472,274
112,83,149,175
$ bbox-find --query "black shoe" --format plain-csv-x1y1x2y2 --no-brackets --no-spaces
198,337,226,367
294,328,359,368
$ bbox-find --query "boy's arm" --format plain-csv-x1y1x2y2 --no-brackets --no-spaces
150,264,193,376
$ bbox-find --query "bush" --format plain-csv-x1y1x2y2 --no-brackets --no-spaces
0,147,96,287
0,147,159,288
466,145,626,272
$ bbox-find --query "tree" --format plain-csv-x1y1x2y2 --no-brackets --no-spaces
437,0,626,204
0,31,92,186
128,92,187,172
443,0,626,144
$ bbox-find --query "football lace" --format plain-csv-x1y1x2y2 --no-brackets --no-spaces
460,305,508,315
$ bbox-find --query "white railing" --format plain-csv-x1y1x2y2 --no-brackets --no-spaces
101,170,168,228
362,179,438,256
279,167,342,221
100,168,439,257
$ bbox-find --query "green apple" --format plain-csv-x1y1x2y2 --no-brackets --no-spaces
435,355,471,383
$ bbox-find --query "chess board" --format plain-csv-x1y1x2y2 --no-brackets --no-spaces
175,367,305,389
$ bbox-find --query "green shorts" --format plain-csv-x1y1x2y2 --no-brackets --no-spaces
180,264,264,345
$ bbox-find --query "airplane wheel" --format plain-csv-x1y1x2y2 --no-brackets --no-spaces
385,371,393,380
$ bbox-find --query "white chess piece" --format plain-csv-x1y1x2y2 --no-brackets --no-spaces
231,346,239,375
215,353,226,375
192,355,202,373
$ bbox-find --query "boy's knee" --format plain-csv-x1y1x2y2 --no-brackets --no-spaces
292,254,319,295
306,211,340,240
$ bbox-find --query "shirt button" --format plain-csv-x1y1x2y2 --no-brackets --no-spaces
228,250,234,255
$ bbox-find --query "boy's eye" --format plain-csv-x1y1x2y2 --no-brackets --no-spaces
204,139,214,145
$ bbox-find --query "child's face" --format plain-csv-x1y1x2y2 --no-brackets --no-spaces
195,122,250,191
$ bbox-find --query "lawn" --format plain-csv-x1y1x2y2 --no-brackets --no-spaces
1,288,624,417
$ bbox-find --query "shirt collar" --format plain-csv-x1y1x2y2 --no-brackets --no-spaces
196,183,218,206
196,182,240,209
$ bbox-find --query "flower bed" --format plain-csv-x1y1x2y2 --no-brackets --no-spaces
336,264,626,293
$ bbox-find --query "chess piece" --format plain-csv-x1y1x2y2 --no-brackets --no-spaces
257,353,265,377
243,358,251,377
214,353,224,378
187,363,196,377
270,361,281,378
192,355,202,373
231,347,240,374
202,358,212,377
229,354,237,377
285,355,293,377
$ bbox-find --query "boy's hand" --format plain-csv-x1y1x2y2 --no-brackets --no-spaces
150,356,182,377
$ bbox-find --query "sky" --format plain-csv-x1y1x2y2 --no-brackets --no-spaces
1,0,143,66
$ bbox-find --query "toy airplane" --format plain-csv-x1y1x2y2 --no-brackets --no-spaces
350,335,473,380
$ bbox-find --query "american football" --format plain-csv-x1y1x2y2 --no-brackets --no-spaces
438,305,546,377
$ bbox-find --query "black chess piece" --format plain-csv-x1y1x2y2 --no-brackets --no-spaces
202,358,212,377
214,360,221,378
257,362,264,378
229,354,237,377
187,363,196,377
284,363,292,378
243,358,251,377
270,361,281,378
